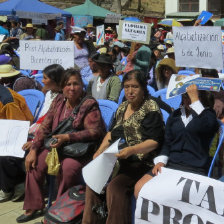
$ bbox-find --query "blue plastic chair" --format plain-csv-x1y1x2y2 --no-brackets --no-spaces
178,70,195,76
20,69,31,77
97,100,118,131
34,74,44,87
118,75,123,82
18,89,45,121
153,88,181,110
208,121,224,178
147,85,155,95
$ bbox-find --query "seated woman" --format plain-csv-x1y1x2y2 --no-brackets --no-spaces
82,70,164,224
0,84,33,202
86,53,121,103
134,85,219,198
16,68,105,223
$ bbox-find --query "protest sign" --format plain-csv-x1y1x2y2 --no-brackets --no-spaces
96,25,105,46
173,26,223,69
19,40,74,70
73,15,93,28
0,120,30,158
197,11,213,25
135,168,224,224
118,20,151,44
105,14,121,24
222,30,224,45
167,74,222,99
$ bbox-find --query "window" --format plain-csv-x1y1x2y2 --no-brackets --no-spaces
208,0,221,16
179,0,199,12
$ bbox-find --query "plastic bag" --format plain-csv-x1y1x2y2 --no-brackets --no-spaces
45,148,60,176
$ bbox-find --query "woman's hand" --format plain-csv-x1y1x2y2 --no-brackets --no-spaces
186,84,199,104
116,147,133,159
93,150,103,159
22,141,32,151
152,162,165,176
25,149,37,172
50,134,70,148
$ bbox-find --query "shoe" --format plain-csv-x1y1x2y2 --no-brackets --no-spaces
16,211,38,223
12,183,25,202
0,190,13,202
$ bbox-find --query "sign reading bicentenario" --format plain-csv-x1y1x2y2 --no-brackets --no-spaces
19,40,74,70
173,26,223,69
135,168,224,224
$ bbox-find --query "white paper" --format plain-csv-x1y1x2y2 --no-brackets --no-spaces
0,34,5,42
0,120,30,158
173,26,223,69
135,168,224,223
82,138,120,194
19,40,74,70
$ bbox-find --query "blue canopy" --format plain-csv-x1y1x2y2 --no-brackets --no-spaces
0,0,71,17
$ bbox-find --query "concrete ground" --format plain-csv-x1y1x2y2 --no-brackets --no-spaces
0,200,44,224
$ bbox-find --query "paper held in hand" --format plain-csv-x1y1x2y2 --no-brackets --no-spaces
167,74,222,99
0,119,30,158
82,138,120,194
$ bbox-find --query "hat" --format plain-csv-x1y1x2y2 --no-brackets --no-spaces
92,53,113,65
166,47,175,54
85,24,94,28
55,25,61,32
71,26,86,34
98,47,107,54
0,42,9,51
0,64,20,78
105,26,113,31
26,23,33,28
165,39,173,45
157,44,165,51
0,54,11,65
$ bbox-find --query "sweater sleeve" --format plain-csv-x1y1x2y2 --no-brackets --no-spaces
107,76,121,103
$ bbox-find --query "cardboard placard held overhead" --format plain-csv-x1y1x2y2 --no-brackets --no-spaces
118,20,151,44
96,25,105,46
19,40,74,70
173,26,223,69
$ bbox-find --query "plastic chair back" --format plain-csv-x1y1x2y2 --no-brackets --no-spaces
18,89,45,121
153,88,181,110
161,109,169,124
147,85,155,95
118,89,125,105
97,100,118,131
34,74,44,87
208,121,224,177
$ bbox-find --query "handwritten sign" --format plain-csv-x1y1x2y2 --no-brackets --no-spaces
173,26,223,69
96,25,104,46
19,40,74,70
167,74,222,99
118,20,151,44
135,168,224,224
0,120,30,158
197,11,213,25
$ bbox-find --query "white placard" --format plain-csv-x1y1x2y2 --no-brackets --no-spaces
0,34,5,42
135,168,224,224
82,139,120,194
118,20,151,44
173,26,223,69
96,25,104,46
0,120,30,158
19,40,74,70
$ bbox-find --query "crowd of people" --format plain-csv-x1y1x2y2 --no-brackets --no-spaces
0,17,223,224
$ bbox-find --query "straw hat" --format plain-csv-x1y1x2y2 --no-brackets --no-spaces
166,47,175,54
70,26,86,34
165,39,173,45
0,64,20,78
85,24,94,28
26,23,34,28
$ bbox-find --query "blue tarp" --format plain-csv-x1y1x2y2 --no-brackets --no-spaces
0,0,71,17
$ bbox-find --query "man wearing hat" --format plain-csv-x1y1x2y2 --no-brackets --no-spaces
19,24,35,40
85,24,95,40
105,26,114,42
87,53,121,103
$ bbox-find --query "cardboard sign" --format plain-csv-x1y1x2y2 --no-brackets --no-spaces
118,20,151,44
135,168,224,224
173,26,223,69
167,74,222,99
197,11,213,25
19,40,74,70
96,25,105,46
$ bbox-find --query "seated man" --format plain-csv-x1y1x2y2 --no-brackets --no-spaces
0,84,33,202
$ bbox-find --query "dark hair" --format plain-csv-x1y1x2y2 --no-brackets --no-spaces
11,20,18,26
0,43,16,56
201,69,219,78
199,91,214,109
43,64,65,85
61,68,83,89
122,70,149,98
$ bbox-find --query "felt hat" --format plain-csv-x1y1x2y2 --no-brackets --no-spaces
0,54,11,65
92,53,113,65
0,64,20,78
